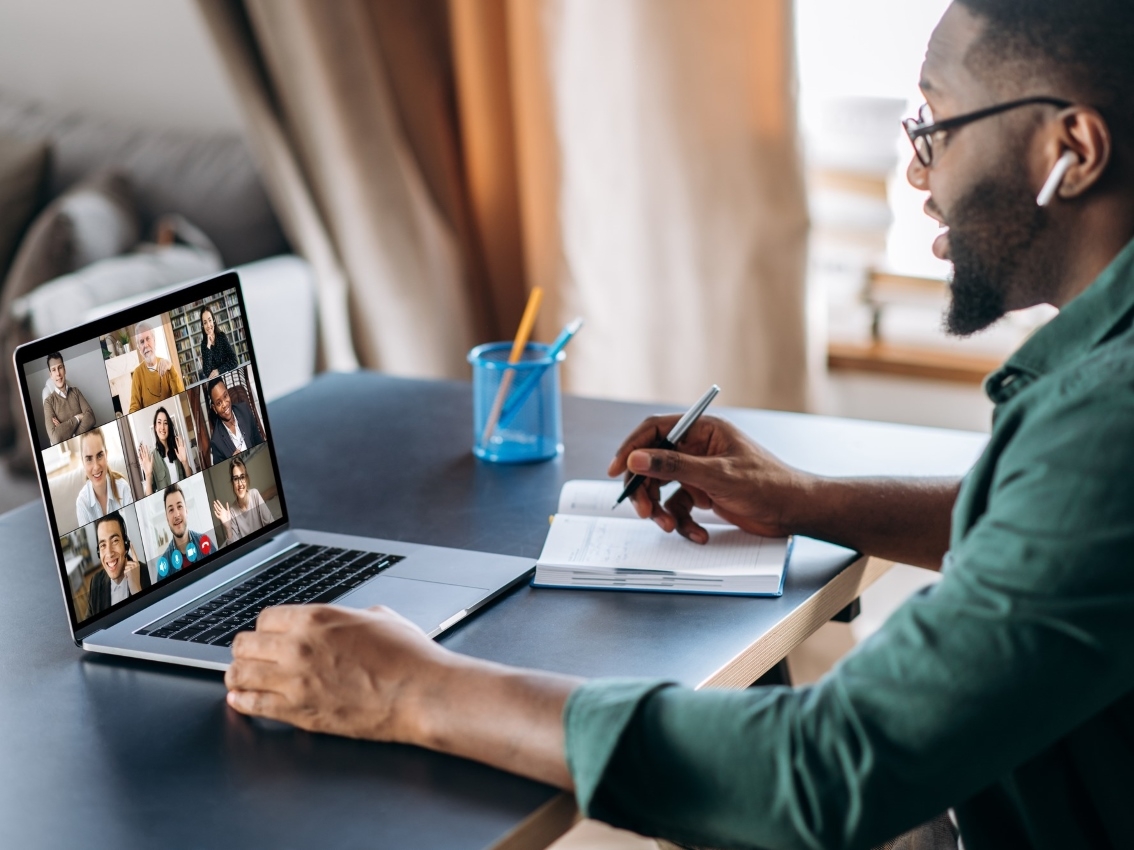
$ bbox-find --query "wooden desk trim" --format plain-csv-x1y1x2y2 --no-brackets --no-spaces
828,340,1001,385
489,556,894,849
699,555,891,689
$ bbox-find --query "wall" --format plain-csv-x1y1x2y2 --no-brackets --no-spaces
0,0,242,133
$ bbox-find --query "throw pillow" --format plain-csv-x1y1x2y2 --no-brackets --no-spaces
0,170,138,453
0,135,50,283
13,217,222,337
1,169,138,299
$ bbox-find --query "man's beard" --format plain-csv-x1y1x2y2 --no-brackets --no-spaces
943,175,1054,337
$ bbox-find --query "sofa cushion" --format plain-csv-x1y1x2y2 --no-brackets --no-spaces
2,169,138,300
0,170,138,456
0,90,289,267
0,134,50,280
13,236,222,338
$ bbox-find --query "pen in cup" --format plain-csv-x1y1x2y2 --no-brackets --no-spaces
497,318,583,430
613,384,721,509
480,287,544,447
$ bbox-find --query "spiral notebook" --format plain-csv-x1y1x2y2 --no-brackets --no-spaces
532,480,791,596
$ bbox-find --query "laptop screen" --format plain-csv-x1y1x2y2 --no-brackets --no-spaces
14,273,288,633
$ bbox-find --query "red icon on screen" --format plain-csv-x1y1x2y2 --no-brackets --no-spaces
199,536,212,556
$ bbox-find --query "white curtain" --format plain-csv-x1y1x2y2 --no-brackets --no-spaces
511,0,812,409
199,0,812,410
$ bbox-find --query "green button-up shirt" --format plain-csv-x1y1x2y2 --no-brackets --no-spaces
564,238,1134,850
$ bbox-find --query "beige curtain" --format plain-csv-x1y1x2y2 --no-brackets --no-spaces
196,0,811,409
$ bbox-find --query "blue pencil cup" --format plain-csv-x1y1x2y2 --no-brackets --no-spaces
468,342,564,463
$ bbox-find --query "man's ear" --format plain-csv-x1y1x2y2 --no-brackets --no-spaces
1046,107,1112,200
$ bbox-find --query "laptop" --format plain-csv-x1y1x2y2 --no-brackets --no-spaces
14,271,534,670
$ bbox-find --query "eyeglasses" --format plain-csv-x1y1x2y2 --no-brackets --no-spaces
231,474,247,484
903,96,1072,167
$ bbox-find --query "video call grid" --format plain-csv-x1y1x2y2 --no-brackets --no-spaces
26,288,282,626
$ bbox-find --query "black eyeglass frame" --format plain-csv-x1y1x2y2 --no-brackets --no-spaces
903,96,1073,167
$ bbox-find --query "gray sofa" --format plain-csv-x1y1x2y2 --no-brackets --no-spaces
0,90,317,473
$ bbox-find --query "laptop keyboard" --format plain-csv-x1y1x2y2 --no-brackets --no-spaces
137,544,403,647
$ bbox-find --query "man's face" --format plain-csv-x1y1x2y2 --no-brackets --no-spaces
211,384,233,423
97,521,127,582
137,328,156,365
910,4,1064,336
49,358,66,389
166,492,188,540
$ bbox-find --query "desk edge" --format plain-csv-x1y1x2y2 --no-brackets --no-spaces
698,555,893,689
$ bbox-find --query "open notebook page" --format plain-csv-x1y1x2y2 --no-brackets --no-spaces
557,479,722,527
538,514,787,576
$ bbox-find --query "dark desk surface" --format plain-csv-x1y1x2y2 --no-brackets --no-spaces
0,373,987,850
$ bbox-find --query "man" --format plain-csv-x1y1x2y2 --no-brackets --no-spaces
86,511,149,619
206,378,263,464
128,320,184,414
225,2,1134,848
42,352,95,446
158,484,211,577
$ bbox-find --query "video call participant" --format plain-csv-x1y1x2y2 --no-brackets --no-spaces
75,428,133,527
212,457,273,544
138,406,190,495
128,320,184,414
199,305,238,380
85,511,150,620
42,352,96,447
158,483,211,575
207,378,263,464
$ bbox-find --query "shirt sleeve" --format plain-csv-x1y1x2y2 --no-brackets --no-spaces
75,490,93,528
128,369,143,414
253,491,273,526
44,397,73,445
564,380,1134,850
77,390,95,433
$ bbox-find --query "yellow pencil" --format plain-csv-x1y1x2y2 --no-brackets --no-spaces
480,287,544,446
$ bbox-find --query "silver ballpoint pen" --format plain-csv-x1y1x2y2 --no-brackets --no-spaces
613,384,721,508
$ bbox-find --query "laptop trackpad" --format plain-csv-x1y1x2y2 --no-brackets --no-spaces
335,576,487,632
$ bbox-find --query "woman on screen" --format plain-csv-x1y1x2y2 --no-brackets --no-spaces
199,305,238,380
212,457,273,544
75,428,133,526
138,406,191,495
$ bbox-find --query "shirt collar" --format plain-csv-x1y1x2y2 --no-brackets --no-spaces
984,235,1134,404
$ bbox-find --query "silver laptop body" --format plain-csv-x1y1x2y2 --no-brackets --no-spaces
15,271,533,671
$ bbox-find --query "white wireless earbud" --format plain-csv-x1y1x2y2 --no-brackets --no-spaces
1037,151,1078,207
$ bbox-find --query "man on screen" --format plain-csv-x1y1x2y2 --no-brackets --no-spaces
128,320,184,414
42,352,95,446
86,512,149,620
207,378,263,464
157,484,211,577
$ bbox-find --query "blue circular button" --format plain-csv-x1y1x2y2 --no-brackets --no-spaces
157,557,170,578
171,549,183,571
186,543,198,562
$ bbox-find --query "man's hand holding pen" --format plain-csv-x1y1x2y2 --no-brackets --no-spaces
607,414,810,544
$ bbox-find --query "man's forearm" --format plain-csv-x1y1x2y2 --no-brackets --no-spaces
48,417,75,444
227,604,583,790
792,477,960,570
412,655,580,790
